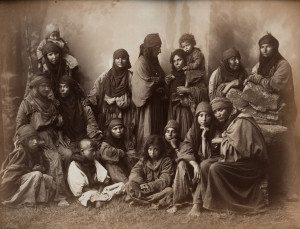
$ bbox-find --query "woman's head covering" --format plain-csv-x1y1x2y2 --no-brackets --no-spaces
258,33,279,49
195,101,213,116
222,47,241,62
210,97,233,112
29,73,51,88
42,41,62,56
18,124,38,142
107,118,124,131
113,49,131,69
164,120,180,133
143,33,162,48
45,23,60,38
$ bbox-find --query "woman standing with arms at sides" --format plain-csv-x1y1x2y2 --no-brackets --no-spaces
131,33,168,151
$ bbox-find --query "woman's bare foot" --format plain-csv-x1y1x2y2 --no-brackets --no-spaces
167,205,178,214
57,199,70,207
188,204,202,216
150,203,160,210
95,201,104,208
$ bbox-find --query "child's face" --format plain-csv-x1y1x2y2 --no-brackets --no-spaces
114,57,128,68
214,108,231,123
37,83,52,98
26,136,40,152
59,83,70,98
49,32,60,41
80,140,95,161
173,55,185,71
197,111,212,127
46,52,60,65
148,145,160,159
181,41,193,54
165,128,178,141
111,125,124,139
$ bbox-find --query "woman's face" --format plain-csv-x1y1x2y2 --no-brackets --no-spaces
111,125,124,139
228,56,240,71
260,44,274,58
197,112,212,127
148,145,160,159
46,52,60,65
165,128,178,141
80,140,95,161
152,45,161,57
26,136,39,152
173,55,185,71
59,83,70,98
114,57,128,68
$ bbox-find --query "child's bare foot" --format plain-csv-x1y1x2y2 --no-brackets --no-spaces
188,204,202,217
57,199,70,207
150,203,160,210
167,205,178,214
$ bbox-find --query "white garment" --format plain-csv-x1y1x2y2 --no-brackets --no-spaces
67,160,108,197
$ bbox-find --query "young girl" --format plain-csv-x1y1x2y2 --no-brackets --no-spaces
163,120,181,163
179,33,206,87
167,101,216,215
37,23,78,69
126,135,174,209
97,118,137,183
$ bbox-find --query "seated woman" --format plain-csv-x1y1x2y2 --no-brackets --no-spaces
126,135,174,209
88,49,135,149
97,118,136,183
166,49,208,140
208,48,248,101
39,41,83,97
16,74,69,206
200,97,268,214
57,75,102,168
167,102,216,214
0,124,56,206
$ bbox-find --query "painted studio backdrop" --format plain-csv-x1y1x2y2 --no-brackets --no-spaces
0,0,300,162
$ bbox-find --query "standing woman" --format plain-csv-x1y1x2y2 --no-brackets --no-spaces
131,33,167,151
88,49,135,148
40,41,81,97
166,49,208,140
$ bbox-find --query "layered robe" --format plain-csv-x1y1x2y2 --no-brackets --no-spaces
201,113,268,213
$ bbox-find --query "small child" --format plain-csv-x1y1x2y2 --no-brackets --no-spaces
179,33,206,87
37,23,78,69
68,138,112,208
163,120,181,163
126,135,174,209
97,118,137,183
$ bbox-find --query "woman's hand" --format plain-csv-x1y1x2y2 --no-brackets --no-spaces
177,86,190,95
140,184,151,194
165,74,175,84
189,161,200,183
211,137,223,144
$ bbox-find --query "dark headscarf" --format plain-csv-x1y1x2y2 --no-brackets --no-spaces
104,118,126,151
103,49,131,98
257,33,284,77
219,47,247,84
58,75,86,142
18,124,38,143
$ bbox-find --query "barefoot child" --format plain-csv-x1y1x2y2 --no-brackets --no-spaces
179,33,206,87
167,102,215,215
126,135,174,209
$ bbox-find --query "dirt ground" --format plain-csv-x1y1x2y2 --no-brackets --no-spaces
1,195,300,229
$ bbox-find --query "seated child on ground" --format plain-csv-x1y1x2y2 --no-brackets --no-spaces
97,118,138,183
37,23,78,69
126,135,174,209
179,33,206,86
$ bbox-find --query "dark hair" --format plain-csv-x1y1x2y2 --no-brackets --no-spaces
141,135,166,162
170,49,187,71
179,33,196,47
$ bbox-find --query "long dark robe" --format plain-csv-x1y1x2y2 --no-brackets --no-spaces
132,55,167,150
202,113,268,213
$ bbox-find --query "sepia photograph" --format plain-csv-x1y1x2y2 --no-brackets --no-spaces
0,0,300,228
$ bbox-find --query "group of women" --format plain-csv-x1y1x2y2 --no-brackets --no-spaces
0,28,297,216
